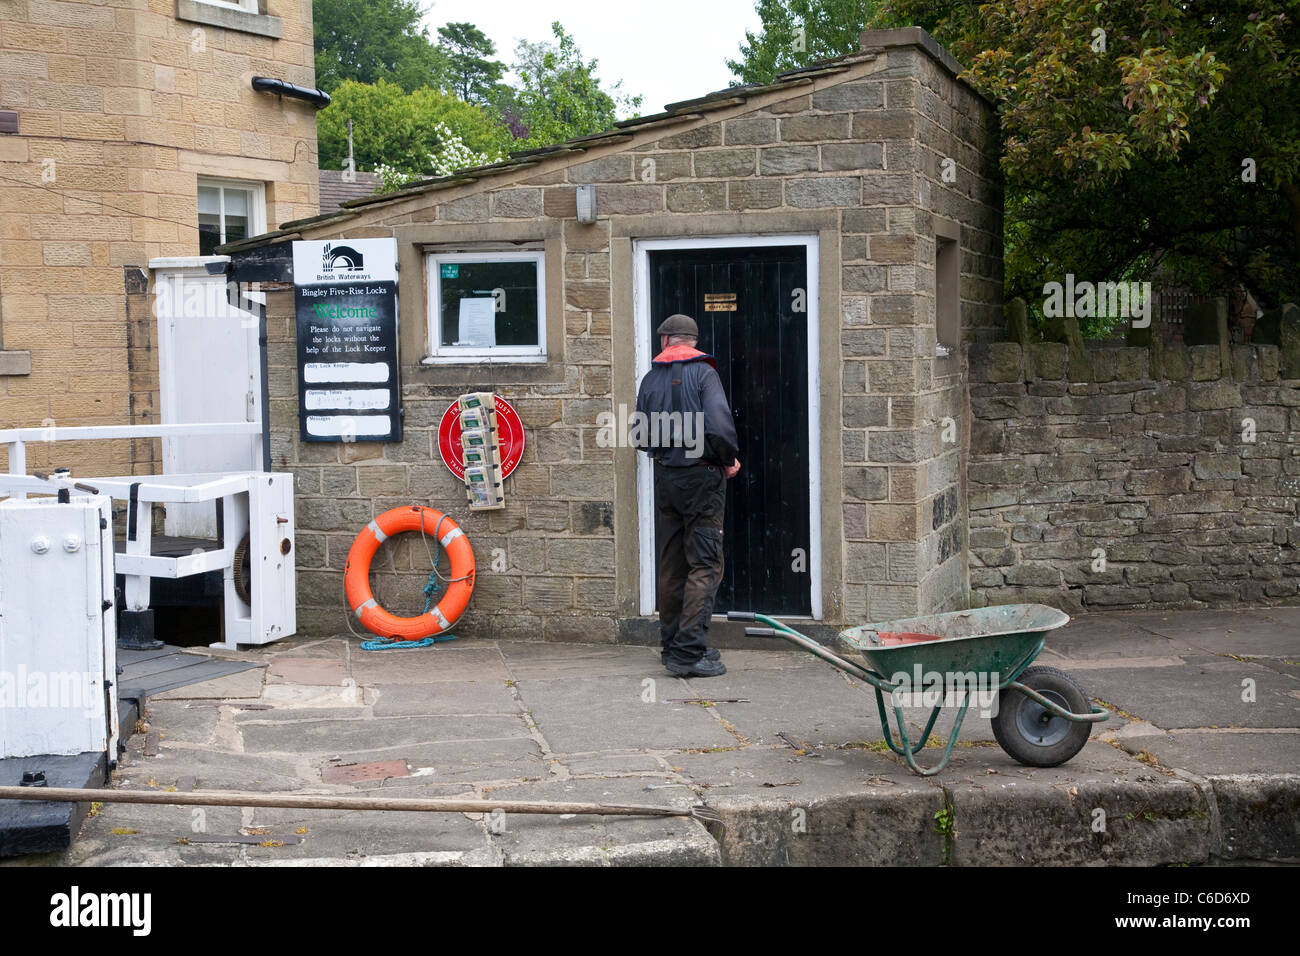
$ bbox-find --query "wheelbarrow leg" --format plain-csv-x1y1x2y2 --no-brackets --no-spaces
872,688,942,756
891,693,972,777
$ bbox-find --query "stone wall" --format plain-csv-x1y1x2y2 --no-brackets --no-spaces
967,340,1299,611
0,0,318,476
274,29,1002,639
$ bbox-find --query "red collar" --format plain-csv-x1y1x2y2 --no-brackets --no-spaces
652,344,716,367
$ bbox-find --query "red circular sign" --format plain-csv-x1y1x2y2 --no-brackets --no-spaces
438,396,525,481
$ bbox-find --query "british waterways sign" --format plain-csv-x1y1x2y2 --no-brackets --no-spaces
292,238,402,443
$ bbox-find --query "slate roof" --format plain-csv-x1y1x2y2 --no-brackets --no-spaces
319,169,380,215
218,51,876,254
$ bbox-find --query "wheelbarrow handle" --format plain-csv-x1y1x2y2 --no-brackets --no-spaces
727,611,756,621
744,627,780,637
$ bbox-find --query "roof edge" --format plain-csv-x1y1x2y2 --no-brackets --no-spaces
857,26,993,107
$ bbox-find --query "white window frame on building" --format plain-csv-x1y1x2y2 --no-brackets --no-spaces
194,0,259,13
197,177,266,255
424,250,547,364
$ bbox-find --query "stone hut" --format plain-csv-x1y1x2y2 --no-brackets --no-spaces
223,27,1003,643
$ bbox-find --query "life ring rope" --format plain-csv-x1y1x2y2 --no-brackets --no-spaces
344,506,476,641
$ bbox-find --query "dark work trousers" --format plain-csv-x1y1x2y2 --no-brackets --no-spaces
654,461,727,666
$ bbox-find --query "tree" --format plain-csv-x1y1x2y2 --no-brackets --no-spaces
728,0,1300,317
509,22,643,150
882,0,1299,312
316,80,509,176
313,0,448,94
437,22,506,105
727,0,885,85
374,123,499,193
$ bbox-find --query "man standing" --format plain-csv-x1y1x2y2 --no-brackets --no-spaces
635,314,741,677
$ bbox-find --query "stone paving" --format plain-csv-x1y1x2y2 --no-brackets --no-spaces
6,606,1297,866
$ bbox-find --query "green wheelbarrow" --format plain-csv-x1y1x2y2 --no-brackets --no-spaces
727,604,1109,776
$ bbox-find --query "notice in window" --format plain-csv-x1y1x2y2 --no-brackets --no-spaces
437,258,540,350
292,238,402,443
457,297,497,346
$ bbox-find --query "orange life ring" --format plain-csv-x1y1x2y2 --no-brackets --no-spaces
344,506,476,640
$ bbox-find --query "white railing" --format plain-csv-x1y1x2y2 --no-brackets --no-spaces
0,422,261,499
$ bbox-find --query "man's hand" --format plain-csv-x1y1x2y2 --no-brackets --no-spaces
724,458,741,480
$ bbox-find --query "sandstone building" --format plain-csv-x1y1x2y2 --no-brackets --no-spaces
223,28,1004,642
0,0,320,476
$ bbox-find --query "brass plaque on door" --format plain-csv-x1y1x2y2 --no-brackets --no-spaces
704,292,737,312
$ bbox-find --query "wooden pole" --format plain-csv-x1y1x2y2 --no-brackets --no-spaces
0,785,702,819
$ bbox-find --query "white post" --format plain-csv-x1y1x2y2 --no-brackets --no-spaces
123,487,153,612
9,440,26,500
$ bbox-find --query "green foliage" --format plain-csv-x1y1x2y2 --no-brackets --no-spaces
880,0,1300,313
313,0,448,94
374,123,499,193
933,806,955,836
726,0,889,85
438,21,506,105
509,22,643,151
316,80,507,176
730,1,1300,314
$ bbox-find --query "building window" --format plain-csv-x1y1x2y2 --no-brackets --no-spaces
198,178,265,256
425,251,546,363
194,0,259,12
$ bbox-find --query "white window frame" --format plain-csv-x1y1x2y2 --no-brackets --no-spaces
193,0,259,13
197,176,266,253
423,250,547,364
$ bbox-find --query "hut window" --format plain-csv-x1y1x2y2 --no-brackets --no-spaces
425,251,546,363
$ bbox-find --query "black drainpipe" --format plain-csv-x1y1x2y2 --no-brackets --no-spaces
251,77,331,109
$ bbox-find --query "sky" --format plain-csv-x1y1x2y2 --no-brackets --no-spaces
420,0,764,115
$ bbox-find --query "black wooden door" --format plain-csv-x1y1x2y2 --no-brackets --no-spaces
648,245,811,616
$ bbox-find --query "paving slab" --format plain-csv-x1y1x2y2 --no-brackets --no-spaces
1083,660,1300,728
1255,657,1300,678
1038,613,1201,660
559,754,667,776
233,705,370,724
116,748,307,793
239,714,530,755
1111,729,1300,776
698,666,878,748
264,638,350,661
141,701,221,745
61,801,249,866
241,787,488,862
347,645,509,684
1119,608,1300,659
317,738,545,783
477,776,717,866
516,675,737,753
150,667,267,700
371,680,521,717
499,642,667,679
257,683,369,709
268,657,347,685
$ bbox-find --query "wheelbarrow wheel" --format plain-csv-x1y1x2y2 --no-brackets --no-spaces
992,666,1092,768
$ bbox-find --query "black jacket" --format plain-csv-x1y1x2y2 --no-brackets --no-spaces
634,345,739,467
